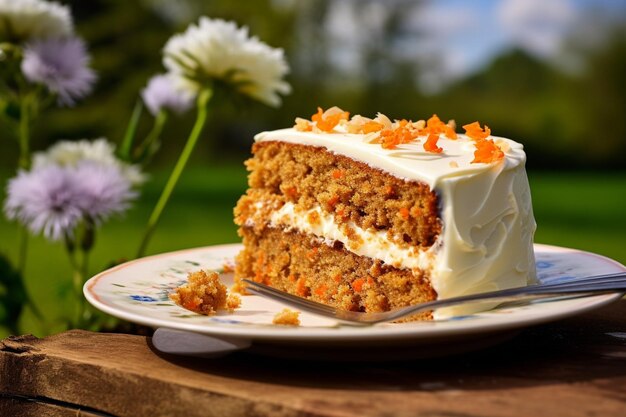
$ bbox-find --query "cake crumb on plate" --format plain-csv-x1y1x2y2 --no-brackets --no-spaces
170,270,240,315
273,308,301,326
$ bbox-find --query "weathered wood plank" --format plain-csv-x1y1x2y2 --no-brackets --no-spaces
1,300,626,417
0,396,104,417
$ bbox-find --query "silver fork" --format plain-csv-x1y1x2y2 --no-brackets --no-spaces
243,272,626,325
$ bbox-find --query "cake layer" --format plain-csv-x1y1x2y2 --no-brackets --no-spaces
237,196,436,271
242,140,441,248
235,225,436,320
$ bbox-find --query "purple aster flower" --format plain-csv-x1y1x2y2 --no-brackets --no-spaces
72,161,137,224
141,74,195,116
4,165,83,241
21,36,96,106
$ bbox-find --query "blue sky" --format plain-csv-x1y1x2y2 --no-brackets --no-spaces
414,0,626,90
324,0,625,92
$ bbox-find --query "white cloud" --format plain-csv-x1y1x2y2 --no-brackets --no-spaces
402,3,489,93
497,0,578,57
405,3,479,39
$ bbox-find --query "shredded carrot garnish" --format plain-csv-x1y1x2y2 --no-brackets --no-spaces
444,125,457,140
399,207,410,220
472,139,505,164
424,133,443,153
311,107,350,132
292,107,507,164
413,114,457,148
463,121,491,141
422,114,446,134
288,274,297,283
461,121,503,163
333,274,342,283
380,121,419,149
362,120,384,133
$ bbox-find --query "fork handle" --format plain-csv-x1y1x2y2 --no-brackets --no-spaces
383,272,626,322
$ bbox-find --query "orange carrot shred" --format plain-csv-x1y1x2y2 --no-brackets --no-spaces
352,278,365,293
424,133,443,153
399,207,410,220
327,195,340,207
314,284,328,297
284,186,298,198
472,139,504,164
332,169,344,179
463,121,491,141
296,277,308,296
362,120,384,134
312,107,349,132
444,125,457,139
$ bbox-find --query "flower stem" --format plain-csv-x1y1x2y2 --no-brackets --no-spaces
66,243,89,328
118,100,143,162
16,229,44,322
18,97,30,169
136,88,212,258
133,109,168,164
16,98,30,273
15,95,44,322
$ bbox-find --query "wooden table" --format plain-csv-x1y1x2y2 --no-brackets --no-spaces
1,299,625,417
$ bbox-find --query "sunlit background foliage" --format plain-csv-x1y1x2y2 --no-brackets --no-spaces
1,0,624,169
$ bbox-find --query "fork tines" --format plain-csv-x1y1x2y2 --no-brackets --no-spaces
243,279,338,314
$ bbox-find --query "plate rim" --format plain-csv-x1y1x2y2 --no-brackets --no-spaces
84,243,626,342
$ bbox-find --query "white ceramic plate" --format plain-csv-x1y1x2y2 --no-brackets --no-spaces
84,243,625,349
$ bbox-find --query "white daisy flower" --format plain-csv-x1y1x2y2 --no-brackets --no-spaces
33,138,145,186
0,0,73,42
163,16,291,107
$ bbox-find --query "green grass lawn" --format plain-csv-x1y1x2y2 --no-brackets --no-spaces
1,166,625,337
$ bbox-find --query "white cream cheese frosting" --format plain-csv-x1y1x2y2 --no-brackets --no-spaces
254,128,537,319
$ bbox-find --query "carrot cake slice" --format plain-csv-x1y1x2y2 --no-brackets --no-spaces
234,107,536,320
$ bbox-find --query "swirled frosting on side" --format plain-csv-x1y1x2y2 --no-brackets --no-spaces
254,128,536,318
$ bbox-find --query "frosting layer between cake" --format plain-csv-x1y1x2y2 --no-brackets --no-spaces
254,128,537,318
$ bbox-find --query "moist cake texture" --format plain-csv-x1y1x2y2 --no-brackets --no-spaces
234,108,536,319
